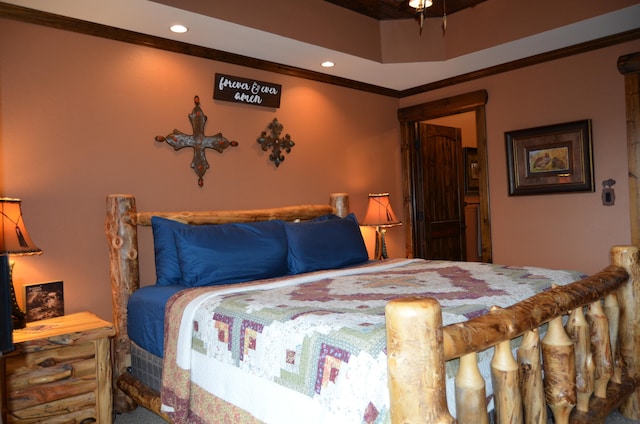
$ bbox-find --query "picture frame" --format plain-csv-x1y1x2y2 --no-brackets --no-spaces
463,147,479,195
24,280,64,322
505,120,594,196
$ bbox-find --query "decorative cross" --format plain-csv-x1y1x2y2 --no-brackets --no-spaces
156,95,238,186
257,118,295,167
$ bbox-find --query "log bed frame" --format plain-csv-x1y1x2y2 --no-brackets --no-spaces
105,193,640,423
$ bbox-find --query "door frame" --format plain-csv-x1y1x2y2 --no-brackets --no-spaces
398,90,492,262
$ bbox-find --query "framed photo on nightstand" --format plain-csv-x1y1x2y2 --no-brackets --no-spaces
24,280,64,322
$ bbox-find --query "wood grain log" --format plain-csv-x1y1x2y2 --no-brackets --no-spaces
8,379,97,412
389,246,638,423
569,377,640,424
565,306,594,412
330,192,349,217
541,316,576,424
136,204,337,225
117,373,171,422
7,391,95,422
105,194,140,413
10,341,95,366
385,297,454,424
604,293,622,384
586,300,613,398
518,329,546,424
95,336,113,423
442,266,628,361
455,353,488,424
491,338,522,423
611,245,640,419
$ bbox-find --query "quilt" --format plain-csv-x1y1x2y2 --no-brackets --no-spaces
160,259,585,423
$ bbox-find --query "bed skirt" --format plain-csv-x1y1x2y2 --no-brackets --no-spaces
131,342,163,393
129,342,265,423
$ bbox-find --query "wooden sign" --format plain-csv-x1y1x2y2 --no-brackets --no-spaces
214,73,281,108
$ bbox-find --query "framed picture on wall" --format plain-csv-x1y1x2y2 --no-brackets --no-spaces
463,148,479,195
24,280,64,322
505,120,594,196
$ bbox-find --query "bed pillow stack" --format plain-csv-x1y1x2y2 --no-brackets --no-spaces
284,213,368,274
151,213,368,287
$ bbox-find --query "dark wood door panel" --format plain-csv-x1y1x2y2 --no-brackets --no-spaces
413,123,465,260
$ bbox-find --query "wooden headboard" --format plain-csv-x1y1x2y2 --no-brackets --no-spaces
104,192,350,411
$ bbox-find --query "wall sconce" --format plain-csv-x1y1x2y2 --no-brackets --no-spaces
0,198,42,331
362,193,402,260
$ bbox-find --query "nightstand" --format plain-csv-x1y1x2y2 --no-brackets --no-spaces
4,312,115,423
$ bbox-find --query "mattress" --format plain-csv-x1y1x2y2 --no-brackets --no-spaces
160,259,586,423
127,284,184,357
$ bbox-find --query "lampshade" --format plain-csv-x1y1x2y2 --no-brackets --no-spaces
362,193,401,228
0,198,42,256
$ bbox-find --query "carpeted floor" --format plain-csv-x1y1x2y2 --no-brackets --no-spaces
113,407,640,423
114,407,166,423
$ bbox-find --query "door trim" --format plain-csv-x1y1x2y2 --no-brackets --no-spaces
398,90,492,262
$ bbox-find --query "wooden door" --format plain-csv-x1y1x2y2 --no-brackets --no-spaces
412,123,466,260
398,90,491,262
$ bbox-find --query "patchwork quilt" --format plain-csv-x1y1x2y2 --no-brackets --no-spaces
160,259,585,423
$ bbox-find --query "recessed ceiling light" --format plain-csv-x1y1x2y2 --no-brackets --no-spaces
170,24,188,34
321,61,335,68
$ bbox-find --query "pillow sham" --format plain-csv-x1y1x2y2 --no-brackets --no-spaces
173,220,288,287
285,213,368,274
151,216,185,286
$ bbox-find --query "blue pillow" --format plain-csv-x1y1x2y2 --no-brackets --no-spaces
151,216,185,286
310,213,340,222
173,220,288,287
285,213,368,274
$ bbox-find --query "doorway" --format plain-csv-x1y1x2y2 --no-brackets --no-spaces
398,90,492,262
411,123,466,260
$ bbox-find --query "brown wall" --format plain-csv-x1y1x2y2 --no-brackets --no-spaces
400,38,640,274
0,19,403,321
2,17,639,323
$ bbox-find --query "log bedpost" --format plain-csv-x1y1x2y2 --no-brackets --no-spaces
491,339,523,423
105,194,140,413
585,300,613,398
541,316,576,424
518,329,547,424
565,306,594,413
386,297,454,424
330,192,349,218
610,245,640,419
455,353,489,424
604,293,621,384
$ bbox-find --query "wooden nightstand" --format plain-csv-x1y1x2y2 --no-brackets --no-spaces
4,312,115,423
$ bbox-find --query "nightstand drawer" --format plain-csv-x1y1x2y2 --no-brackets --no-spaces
6,342,98,411
7,342,96,388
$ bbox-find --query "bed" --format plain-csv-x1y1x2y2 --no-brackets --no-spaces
105,192,640,423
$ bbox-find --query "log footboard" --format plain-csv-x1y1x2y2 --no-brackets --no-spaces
386,245,640,424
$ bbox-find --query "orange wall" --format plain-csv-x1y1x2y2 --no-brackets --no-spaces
0,19,403,321
1,18,639,323
400,38,640,274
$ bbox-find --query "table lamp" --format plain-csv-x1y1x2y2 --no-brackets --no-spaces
0,198,42,332
362,193,401,260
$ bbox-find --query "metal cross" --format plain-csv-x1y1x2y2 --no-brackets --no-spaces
156,95,238,186
257,118,295,167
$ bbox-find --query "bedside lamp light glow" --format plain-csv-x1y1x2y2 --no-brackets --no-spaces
0,198,42,334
